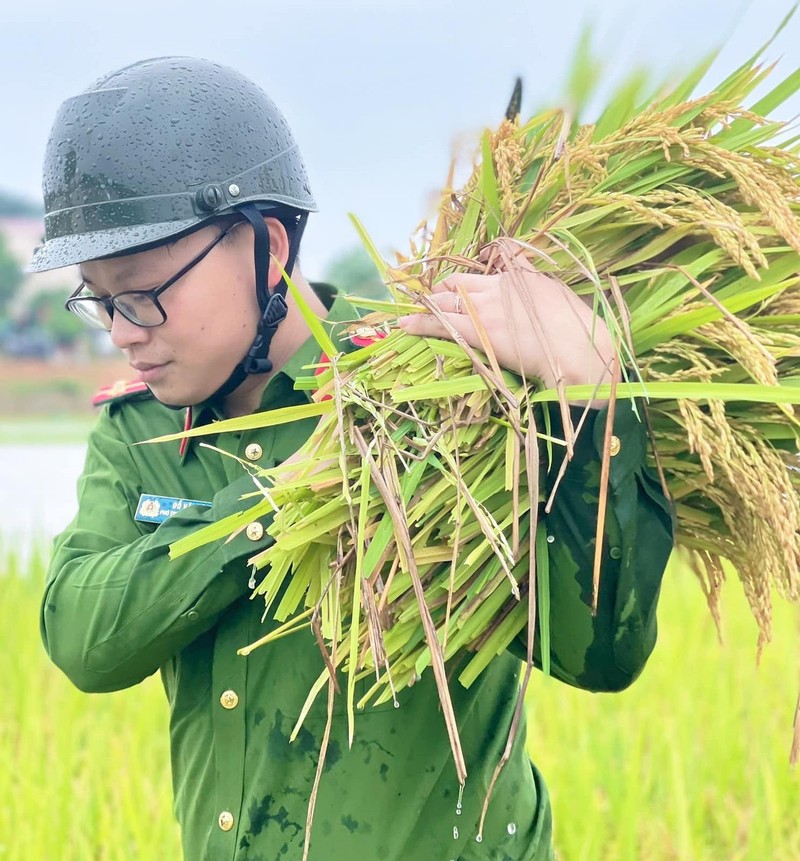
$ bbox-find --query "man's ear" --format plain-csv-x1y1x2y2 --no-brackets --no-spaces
265,217,290,290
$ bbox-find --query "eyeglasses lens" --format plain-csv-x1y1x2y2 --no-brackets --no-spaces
115,294,165,327
69,296,112,330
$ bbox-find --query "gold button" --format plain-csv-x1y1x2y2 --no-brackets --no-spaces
609,435,621,457
218,811,234,832
220,690,239,710
246,521,264,541
245,443,263,461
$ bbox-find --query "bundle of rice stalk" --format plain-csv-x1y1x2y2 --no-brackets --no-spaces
154,31,800,836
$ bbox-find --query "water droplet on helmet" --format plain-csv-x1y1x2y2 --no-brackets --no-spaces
452,827,459,840
507,822,517,835
475,834,483,843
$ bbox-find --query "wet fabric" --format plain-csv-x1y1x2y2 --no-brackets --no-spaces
42,297,673,861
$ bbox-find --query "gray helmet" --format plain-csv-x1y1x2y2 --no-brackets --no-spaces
30,56,317,272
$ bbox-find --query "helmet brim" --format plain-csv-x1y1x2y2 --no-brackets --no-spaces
27,219,200,273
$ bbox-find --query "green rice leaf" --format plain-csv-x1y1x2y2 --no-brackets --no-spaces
535,522,551,677
141,400,332,445
348,213,389,280
480,130,502,240
280,266,337,358
531,381,800,405
347,456,372,746
169,497,275,559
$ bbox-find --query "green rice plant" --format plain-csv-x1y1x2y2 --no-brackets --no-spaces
149,21,800,847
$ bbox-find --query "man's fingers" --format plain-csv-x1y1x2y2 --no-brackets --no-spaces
398,311,476,346
429,291,468,315
479,239,539,273
431,273,495,294
398,313,449,338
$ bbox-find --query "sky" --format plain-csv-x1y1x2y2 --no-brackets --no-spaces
1,0,798,279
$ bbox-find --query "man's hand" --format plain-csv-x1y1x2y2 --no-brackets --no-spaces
397,241,619,407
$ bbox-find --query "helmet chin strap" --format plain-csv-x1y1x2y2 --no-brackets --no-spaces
210,203,308,405
150,204,307,412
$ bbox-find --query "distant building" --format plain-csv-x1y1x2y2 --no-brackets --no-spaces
0,216,77,317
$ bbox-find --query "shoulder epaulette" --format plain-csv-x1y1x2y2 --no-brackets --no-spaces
313,328,387,401
92,379,151,407
348,325,387,348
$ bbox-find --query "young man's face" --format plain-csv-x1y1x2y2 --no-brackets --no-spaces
79,223,260,407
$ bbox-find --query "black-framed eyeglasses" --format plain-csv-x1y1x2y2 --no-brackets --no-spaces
65,223,238,331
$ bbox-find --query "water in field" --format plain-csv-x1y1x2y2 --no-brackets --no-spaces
0,443,86,551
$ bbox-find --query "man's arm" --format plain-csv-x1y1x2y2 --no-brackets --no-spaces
40,409,271,694
512,399,674,691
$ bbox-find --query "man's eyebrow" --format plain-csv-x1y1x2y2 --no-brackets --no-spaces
81,265,160,288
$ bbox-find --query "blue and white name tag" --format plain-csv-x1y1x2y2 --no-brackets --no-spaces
135,493,213,524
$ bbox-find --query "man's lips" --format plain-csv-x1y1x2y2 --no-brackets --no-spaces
131,361,170,383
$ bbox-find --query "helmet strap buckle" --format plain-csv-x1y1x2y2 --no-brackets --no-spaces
242,353,273,375
210,208,308,405
240,293,289,375
261,292,289,328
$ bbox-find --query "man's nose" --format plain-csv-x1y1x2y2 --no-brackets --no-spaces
109,312,150,350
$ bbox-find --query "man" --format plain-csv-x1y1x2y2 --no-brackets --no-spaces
34,57,673,860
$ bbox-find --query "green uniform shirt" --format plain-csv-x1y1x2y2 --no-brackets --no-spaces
42,297,673,861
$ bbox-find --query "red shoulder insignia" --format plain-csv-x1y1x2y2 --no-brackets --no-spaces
314,354,331,396
349,325,388,348
92,379,151,407
312,327,388,402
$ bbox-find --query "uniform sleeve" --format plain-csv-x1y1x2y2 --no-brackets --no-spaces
512,398,675,692
40,409,272,694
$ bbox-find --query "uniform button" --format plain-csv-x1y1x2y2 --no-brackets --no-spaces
185,609,199,622
218,811,234,832
246,521,264,541
609,546,622,560
245,443,263,461
220,690,239,710
609,436,621,457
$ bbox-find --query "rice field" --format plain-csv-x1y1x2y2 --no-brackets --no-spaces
0,416,96,445
1,548,797,860
0,547,180,860
528,554,800,861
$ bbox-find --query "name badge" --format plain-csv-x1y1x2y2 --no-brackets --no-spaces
135,493,213,524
